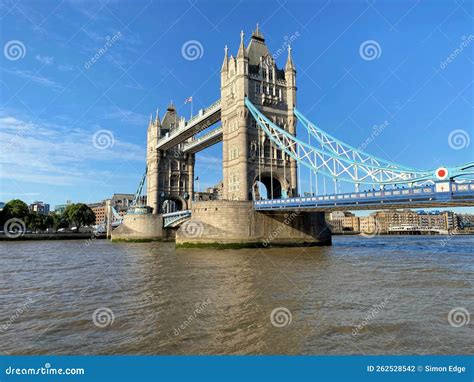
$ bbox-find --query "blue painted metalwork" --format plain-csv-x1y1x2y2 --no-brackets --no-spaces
163,210,192,228
254,181,474,211
245,97,474,187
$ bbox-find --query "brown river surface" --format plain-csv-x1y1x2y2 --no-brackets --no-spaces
0,236,472,355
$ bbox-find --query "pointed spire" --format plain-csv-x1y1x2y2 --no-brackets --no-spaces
221,44,228,72
285,44,295,71
237,30,246,58
252,22,264,40
155,108,160,127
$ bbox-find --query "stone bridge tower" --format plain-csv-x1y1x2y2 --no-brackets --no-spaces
146,104,194,214
220,25,297,201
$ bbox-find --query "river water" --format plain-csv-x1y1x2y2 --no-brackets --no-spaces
0,236,472,355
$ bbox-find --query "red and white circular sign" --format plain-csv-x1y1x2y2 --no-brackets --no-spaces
435,167,448,180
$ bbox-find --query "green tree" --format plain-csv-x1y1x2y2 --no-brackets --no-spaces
64,203,95,231
3,199,29,220
52,213,69,229
28,213,47,233
44,215,54,229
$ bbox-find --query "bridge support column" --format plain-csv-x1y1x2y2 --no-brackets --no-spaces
110,213,172,242
176,201,331,248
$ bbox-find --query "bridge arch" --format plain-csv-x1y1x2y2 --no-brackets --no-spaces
160,195,187,213
252,172,287,200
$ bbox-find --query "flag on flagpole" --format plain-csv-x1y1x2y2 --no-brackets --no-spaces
185,96,193,119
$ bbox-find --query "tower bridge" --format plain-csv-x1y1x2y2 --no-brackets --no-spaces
111,25,474,246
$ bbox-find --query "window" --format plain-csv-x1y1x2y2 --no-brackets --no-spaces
251,119,257,129
278,88,282,99
262,68,267,78
255,83,261,94
269,70,273,81
229,146,239,160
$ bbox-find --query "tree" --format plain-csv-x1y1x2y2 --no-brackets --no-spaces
28,213,46,233
3,199,29,220
52,213,69,229
63,203,95,231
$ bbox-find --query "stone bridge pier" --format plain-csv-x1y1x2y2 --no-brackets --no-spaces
176,200,331,248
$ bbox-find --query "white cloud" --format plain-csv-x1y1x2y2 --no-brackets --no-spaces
57,64,75,72
0,113,145,186
2,68,63,90
104,107,148,126
35,54,54,65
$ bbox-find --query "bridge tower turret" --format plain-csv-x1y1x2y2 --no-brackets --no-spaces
146,111,160,214
220,25,298,201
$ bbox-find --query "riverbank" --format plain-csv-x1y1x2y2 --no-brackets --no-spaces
0,233,106,241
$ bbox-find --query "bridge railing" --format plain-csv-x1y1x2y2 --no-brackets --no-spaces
254,181,474,209
183,126,223,150
185,99,221,126
163,210,192,227
158,100,221,148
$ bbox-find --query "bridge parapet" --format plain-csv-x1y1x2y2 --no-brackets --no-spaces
163,210,192,228
255,181,474,211
157,100,221,150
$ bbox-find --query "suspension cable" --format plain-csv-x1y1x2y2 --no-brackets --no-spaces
297,144,301,197
314,151,319,196
308,129,313,196
270,138,274,199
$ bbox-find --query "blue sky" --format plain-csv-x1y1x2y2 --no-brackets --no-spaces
0,0,473,214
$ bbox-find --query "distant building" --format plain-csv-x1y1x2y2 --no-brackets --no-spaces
87,193,144,224
111,193,135,217
327,211,359,233
87,202,106,225
29,201,50,215
0,202,5,211
326,209,473,235
54,200,72,214
194,181,223,203
457,213,474,232
359,216,376,234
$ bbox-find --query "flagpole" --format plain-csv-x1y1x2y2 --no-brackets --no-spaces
190,99,193,119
